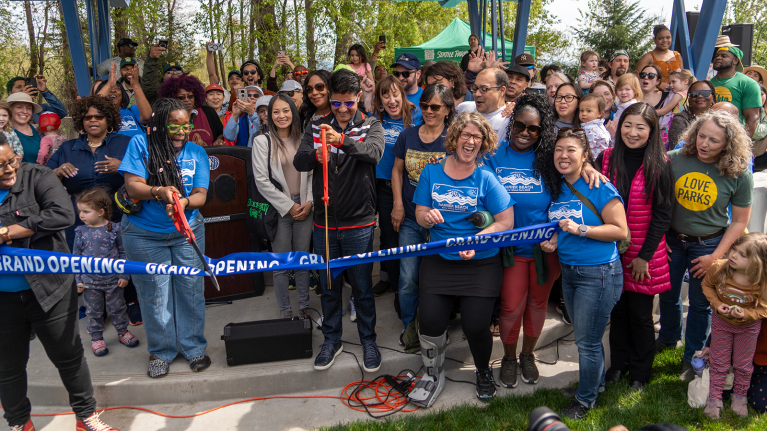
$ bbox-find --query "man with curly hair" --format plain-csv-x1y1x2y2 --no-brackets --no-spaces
158,74,224,146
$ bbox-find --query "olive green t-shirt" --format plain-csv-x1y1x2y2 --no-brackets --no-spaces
668,150,753,236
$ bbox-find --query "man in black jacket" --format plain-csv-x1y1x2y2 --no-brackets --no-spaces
294,69,385,373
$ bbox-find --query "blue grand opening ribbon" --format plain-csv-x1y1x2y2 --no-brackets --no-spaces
0,223,557,278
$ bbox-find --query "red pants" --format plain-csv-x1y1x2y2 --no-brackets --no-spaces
709,313,761,399
499,253,561,345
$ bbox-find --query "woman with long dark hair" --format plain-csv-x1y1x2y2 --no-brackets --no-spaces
391,84,453,345
299,70,332,130
489,94,563,389
119,98,211,378
158,74,224,146
596,102,674,389
252,94,313,319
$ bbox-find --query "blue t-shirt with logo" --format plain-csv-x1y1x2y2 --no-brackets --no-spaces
393,126,447,220
376,110,425,181
414,162,513,260
118,135,210,233
548,177,623,265
0,189,31,292
486,141,552,257
118,106,145,138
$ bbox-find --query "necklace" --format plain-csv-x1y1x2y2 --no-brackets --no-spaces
87,138,103,148
713,74,735,86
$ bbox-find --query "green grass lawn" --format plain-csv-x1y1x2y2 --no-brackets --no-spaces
322,348,767,431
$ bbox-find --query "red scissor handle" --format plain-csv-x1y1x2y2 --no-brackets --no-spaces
321,128,329,204
172,193,195,244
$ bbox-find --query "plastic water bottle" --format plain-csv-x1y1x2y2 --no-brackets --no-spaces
692,357,706,377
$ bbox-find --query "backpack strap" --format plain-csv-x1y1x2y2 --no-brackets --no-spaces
565,181,604,224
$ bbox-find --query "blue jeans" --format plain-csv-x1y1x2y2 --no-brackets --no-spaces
314,225,376,345
561,259,623,407
658,233,723,363
398,217,429,328
377,180,399,291
121,214,208,364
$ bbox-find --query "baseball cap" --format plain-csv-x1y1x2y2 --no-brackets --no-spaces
244,85,265,97
120,57,137,68
255,95,273,110
390,53,421,71
116,38,138,48
610,50,630,62
227,70,242,79
717,46,744,72
515,53,534,66
505,65,532,81
38,111,61,132
205,84,225,94
280,80,303,92
162,62,183,74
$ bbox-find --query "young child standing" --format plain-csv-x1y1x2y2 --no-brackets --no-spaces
73,187,139,357
577,51,601,91
579,93,611,156
702,232,767,419
37,111,66,165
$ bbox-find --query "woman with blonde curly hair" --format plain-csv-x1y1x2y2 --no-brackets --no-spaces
407,112,514,407
657,110,754,381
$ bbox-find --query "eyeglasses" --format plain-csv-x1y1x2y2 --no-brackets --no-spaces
247,93,262,99
177,94,195,101
690,90,712,98
294,70,309,76
554,94,579,103
419,102,445,112
512,121,542,136
470,85,502,94
242,70,259,76
83,114,106,120
556,127,585,138
165,70,183,75
392,71,413,79
305,83,326,93
329,96,358,108
639,72,658,80
460,131,484,142
166,124,193,133
279,90,298,97
0,155,21,174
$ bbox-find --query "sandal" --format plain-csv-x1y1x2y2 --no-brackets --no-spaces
490,318,500,337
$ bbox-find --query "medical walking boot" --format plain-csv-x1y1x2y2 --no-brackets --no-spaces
408,331,447,407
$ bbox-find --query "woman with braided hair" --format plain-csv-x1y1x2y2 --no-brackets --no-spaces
118,98,212,378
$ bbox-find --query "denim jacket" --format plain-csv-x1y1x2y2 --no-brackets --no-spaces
0,163,76,311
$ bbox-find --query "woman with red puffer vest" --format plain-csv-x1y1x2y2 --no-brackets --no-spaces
595,102,675,389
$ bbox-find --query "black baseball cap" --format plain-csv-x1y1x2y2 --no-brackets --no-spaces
116,38,138,48
505,65,531,81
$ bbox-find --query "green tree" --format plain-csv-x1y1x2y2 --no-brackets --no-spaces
724,0,767,67
575,0,659,69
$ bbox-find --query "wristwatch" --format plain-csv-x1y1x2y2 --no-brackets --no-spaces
0,227,11,244
578,224,588,237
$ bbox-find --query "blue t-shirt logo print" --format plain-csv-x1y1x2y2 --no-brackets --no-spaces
496,168,542,194
431,184,478,212
180,159,196,187
548,200,584,224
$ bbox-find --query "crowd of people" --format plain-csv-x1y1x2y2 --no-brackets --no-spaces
1,23,767,430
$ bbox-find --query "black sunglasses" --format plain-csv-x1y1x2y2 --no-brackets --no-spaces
242,70,259,76
419,102,445,112
690,90,712,98
512,120,542,136
84,114,106,120
392,71,413,78
279,90,298,97
639,72,658,80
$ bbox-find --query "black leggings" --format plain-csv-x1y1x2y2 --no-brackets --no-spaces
419,293,496,370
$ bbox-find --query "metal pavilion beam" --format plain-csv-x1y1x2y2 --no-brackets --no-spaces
669,0,727,80
462,0,530,62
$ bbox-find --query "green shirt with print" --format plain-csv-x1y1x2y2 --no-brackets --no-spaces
710,72,762,122
669,149,753,237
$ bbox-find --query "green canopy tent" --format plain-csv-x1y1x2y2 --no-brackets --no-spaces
394,18,535,65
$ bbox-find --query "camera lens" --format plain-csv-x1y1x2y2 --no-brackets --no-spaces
528,407,571,431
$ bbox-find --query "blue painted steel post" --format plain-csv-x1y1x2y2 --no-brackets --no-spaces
61,0,93,96
481,0,487,47
86,0,98,80
690,0,727,81
491,0,497,55
467,0,480,36
513,0,532,59
499,2,506,62
670,0,693,75
97,0,112,67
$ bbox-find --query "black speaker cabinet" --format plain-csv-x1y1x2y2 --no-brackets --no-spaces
202,146,265,301
221,318,313,366
722,24,754,67
674,11,699,54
